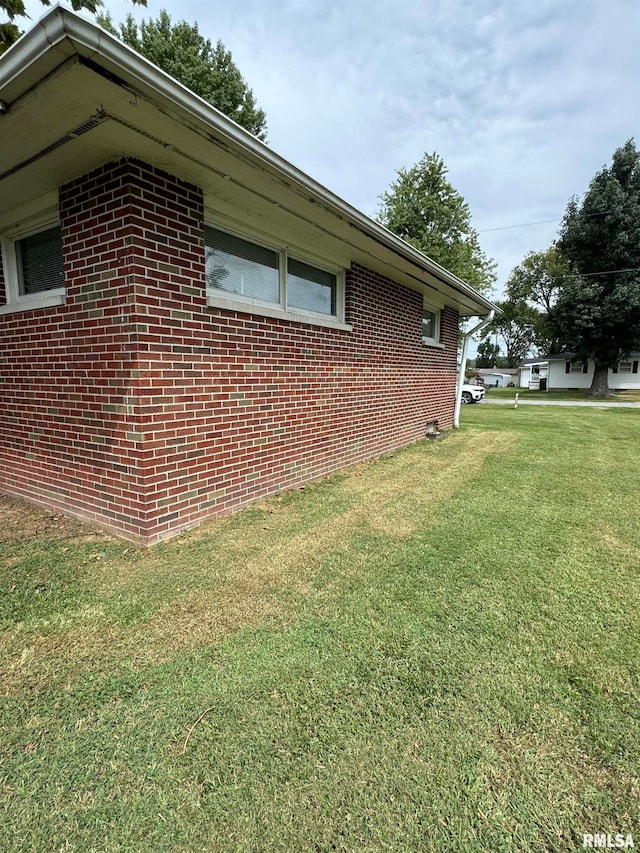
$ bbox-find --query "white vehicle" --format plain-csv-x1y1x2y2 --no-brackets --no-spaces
461,383,485,404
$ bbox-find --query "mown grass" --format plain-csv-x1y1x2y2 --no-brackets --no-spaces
1,405,639,851
483,386,640,402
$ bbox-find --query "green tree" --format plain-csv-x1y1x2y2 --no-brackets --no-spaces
0,0,145,55
482,300,541,368
506,245,568,314
476,340,501,368
553,139,640,396
505,246,570,354
377,152,496,295
98,10,267,141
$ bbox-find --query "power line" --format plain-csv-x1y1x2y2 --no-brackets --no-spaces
479,218,562,233
555,266,640,281
478,209,610,234
498,266,640,290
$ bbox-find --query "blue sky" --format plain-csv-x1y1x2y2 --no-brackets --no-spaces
21,0,640,300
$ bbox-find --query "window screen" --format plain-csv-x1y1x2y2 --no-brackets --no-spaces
287,258,336,315
205,226,279,304
16,226,64,295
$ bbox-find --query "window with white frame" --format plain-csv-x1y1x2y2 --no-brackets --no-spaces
204,224,342,322
1,212,64,311
570,362,585,373
422,299,441,344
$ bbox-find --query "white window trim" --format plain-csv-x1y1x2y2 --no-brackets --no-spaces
204,219,350,329
0,207,65,315
618,361,633,373
421,299,444,348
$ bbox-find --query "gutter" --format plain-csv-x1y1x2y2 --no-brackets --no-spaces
0,6,497,317
454,310,495,429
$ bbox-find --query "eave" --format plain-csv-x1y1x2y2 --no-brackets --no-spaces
0,6,497,318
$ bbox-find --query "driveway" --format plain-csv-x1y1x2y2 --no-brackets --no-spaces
482,398,640,408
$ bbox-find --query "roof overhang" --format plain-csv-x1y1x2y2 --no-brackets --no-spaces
0,6,497,318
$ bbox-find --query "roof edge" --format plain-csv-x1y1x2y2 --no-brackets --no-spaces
0,5,497,316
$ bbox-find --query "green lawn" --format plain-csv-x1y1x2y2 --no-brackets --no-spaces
482,386,640,402
1,405,639,851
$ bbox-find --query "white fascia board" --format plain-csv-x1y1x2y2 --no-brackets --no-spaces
0,5,497,318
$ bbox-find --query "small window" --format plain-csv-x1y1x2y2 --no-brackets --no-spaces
287,258,336,316
15,226,64,295
205,226,279,304
1,216,65,313
618,361,633,374
570,362,585,373
422,300,441,343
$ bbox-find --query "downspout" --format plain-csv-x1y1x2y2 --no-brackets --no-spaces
454,310,495,429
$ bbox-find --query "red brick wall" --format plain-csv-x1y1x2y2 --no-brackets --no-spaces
0,159,203,539
0,158,459,543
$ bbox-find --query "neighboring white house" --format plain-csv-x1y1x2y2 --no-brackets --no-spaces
478,369,519,387
519,354,640,390
519,361,550,390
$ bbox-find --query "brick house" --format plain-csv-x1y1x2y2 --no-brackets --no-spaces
0,8,495,544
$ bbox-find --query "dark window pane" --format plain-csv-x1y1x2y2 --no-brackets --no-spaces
287,258,336,315
17,226,64,295
422,309,436,339
205,226,279,304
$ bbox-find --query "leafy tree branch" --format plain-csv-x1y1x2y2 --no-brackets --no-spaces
97,10,267,141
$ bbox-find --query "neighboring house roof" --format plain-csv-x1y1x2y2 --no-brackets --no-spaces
520,354,574,365
520,353,640,367
477,368,520,375
0,6,497,319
